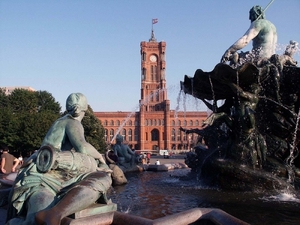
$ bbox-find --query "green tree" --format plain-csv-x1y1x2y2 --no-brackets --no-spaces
0,89,106,155
36,90,61,113
0,107,20,147
0,88,9,107
82,105,107,153
0,89,61,155
8,88,38,113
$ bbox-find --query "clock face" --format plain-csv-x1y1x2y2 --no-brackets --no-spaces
150,55,157,62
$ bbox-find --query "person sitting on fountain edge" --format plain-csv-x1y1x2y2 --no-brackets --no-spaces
221,5,277,66
6,93,113,225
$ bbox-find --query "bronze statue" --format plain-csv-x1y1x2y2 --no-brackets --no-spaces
181,22,300,190
221,5,277,66
279,40,298,70
6,93,113,225
113,134,136,169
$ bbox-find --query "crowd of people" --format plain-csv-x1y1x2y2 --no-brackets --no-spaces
139,152,151,164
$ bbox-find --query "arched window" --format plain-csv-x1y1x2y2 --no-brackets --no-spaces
104,120,108,126
116,120,120,126
171,129,176,141
150,91,154,102
110,120,114,126
183,130,187,141
195,120,199,126
184,120,187,126
177,129,181,141
134,129,138,141
104,129,108,141
151,65,157,81
109,129,114,141
190,120,193,126
122,129,126,140
172,120,175,126
141,68,145,80
151,129,159,141
128,129,132,141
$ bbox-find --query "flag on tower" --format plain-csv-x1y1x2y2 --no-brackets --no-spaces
152,18,158,24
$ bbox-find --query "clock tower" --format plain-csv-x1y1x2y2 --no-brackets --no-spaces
139,29,171,150
95,27,208,153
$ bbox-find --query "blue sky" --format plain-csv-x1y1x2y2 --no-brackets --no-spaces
1,0,299,112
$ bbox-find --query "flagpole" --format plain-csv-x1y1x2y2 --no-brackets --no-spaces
152,19,153,31
150,19,158,41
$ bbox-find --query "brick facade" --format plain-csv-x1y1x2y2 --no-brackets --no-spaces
95,33,207,152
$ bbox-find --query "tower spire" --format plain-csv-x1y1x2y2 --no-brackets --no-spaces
149,29,156,42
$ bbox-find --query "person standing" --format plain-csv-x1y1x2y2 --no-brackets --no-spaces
0,145,20,174
142,153,147,164
146,152,151,164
